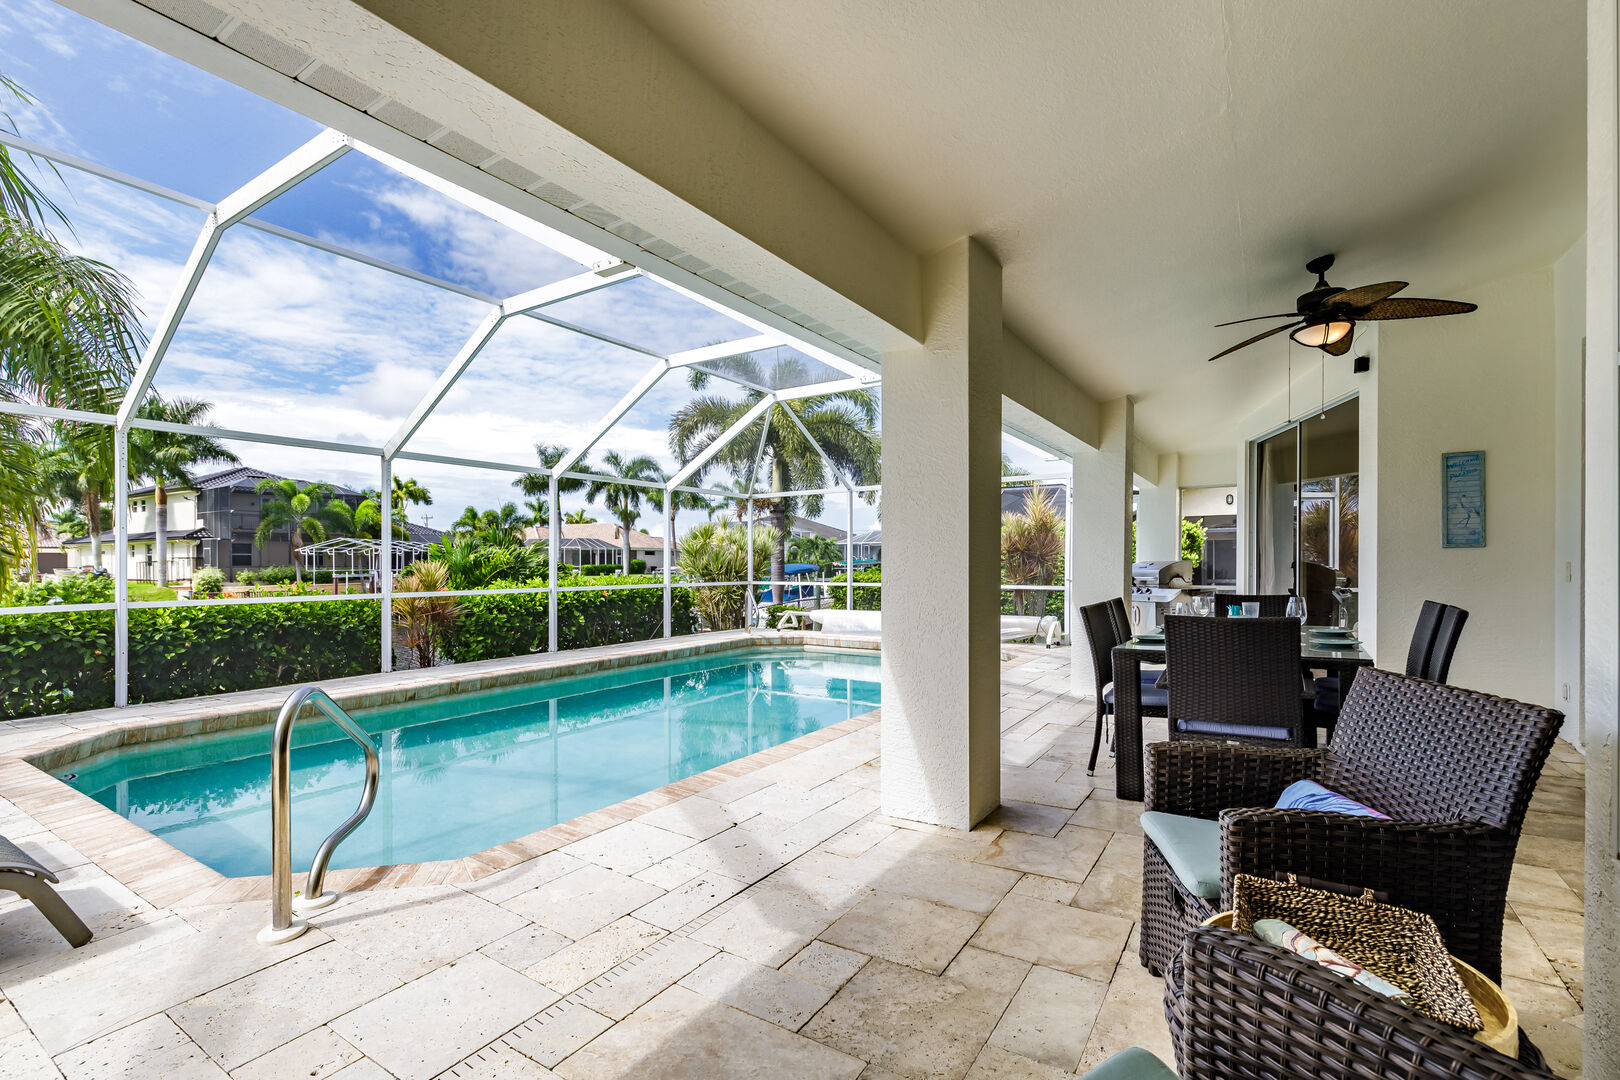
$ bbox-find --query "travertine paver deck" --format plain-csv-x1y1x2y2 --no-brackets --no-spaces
0,646,1587,1079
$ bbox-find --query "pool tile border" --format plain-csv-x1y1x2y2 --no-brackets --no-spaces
0,631,881,910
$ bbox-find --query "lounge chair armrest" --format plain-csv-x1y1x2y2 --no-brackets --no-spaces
1145,742,1324,818
1217,809,1514,973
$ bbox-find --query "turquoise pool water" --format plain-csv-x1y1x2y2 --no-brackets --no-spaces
61,648,880,878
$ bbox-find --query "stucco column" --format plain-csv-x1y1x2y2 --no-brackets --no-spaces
879,237,1003,830
1134,453,1180,563
1070,398,1134,697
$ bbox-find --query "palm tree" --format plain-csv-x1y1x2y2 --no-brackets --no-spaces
45,503,85,544
586,450,666,573
1001,482,1064,616
391,476,432,520
512,443,589,527
253,479,353,582
523,497,549,527
40,427,113,568
128,398,237,586
669,358,878,601
563,509,596,524
353,492,408,541
477,503,528,547
0,76,143,581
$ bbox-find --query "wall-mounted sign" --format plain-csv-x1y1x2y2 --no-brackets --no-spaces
1441,451,1486,548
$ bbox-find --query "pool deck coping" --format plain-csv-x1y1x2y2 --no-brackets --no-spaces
0,630,893,911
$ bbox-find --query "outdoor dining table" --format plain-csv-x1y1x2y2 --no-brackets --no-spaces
1108,628,1375,801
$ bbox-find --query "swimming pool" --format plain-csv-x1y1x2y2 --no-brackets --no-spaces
60,647,880,877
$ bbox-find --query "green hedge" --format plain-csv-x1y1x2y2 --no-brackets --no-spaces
821,569,883,611
0,601,381,719
443,575,694,663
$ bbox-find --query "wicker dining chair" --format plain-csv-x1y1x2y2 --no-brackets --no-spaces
1211,593,1291,617
1081,599,1168,775
1315,599,1469,716
1165,927,1558,1079
1164,616,1312,748
1138,667,1563,981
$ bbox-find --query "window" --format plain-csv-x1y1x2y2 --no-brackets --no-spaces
231,542,254,567
1251,397,1359,626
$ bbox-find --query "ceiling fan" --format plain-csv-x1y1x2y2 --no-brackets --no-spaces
1206,253,1477,362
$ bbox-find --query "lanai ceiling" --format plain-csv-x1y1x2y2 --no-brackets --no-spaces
618,0,1586,453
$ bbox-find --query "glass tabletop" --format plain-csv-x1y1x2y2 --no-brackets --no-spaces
1117,629,1373,664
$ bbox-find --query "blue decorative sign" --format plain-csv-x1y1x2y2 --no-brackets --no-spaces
1442,451,1486,548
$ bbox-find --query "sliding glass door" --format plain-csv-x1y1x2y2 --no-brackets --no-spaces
1252,398,1359,625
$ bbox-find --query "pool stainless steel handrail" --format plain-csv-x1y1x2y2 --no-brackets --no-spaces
257,686,381,945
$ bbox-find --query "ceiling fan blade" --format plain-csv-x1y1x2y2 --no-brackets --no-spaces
1360,297,1478,320
1205,321,1300,362
1319,280,1408,309
1321,329,1356,356
1214,313,1299,328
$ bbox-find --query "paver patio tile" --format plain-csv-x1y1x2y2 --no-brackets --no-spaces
326,1060,394,1080
970,894,1131,981
802,958,1005,1080
554,985,862,1080
728,779,857,823
690,869,866,966
562,821,696,876
0,862,158,977
1069,794,1145,835
502,865,664,940
631,870,749,931
0,1029,59,1080
313,887,528,981
331,954,556,1080
987,965,1106,1070
569,934,716,1020
228,1026,361,1080
964,1044,1074,1079
497,999,613,1069
975,824,1111,883
1077,953,1176,1073
632,859,704,889
525,917,667,995
799,840,1020,914
678,950,834,1030
55,1013,226,1080
1509,863,1583,913
437,1042,558,1077
634,796,750,840
168,941,401,1070
781,940,869,989
482,925,574,972
461,853,587,905
1009,874,1079,905
982,801,1073,838
941,946,1031,1005
1502,975,1583,1079
5,906,323,1055
821,891,983,974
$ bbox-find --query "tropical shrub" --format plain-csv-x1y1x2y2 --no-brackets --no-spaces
393,560,457,668
13,573,113,605
822,569,883,611
676,522,779,631
191,568,224,598
1002,483,1064,616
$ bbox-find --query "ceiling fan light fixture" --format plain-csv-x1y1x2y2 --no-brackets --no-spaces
1290,318,1353,348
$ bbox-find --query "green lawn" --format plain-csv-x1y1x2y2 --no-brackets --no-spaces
128,583,177,601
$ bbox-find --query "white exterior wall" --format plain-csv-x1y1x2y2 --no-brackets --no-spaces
1584,1,1618,1072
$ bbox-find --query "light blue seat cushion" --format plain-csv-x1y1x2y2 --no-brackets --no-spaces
1079,1047,1179,1080
1140,810,1222,899
1175,718,1292,741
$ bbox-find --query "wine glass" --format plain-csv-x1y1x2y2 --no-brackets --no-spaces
1170,601,1190,617
1285,594,1307,624
1193,595,1212,617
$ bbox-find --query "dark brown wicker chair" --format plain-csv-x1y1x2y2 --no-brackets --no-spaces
1212,593,1290,617
1315,599,1468,715
1138,667,1563,981
1082,599,1168,775
1164,616,1312,748
1165,927,1557,1078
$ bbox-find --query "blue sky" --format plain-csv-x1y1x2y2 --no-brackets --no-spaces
0,0,1062,536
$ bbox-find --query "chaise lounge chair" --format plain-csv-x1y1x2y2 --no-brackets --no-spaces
777,608,1062,646
0,836,92,947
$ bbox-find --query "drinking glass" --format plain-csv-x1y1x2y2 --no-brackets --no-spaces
1241,601,1260,618
1286,594,1307,623
1171,601,1189,617
1192,595,1212,617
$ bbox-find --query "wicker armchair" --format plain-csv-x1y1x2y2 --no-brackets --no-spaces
1165,927,1558,1078
1139,668,1563,981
